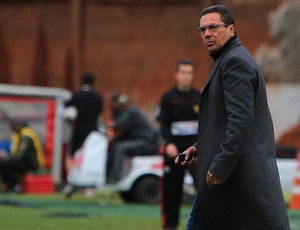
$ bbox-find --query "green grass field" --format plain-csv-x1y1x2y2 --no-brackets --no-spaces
0,191,189,230
0,191,299,230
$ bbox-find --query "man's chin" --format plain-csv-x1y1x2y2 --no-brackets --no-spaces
206,46,215,53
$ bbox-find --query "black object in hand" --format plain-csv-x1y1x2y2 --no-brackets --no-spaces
178,151,197,163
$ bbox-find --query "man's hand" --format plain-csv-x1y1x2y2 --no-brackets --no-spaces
175,145,197,166
206,171,223,188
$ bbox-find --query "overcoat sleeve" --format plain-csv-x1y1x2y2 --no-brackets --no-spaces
209,55,257,181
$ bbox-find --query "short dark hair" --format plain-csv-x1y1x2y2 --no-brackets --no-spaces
200,5,235,26
175,59,195,72
81,73,95,85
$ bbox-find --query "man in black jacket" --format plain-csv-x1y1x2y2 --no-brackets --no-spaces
64,73,103,172
158,59,201,230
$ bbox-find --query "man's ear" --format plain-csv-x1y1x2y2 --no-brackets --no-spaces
229,24,235,37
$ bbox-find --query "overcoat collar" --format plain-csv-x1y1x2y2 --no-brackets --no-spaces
202,38,243,92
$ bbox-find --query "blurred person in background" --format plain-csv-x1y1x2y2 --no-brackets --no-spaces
107,94,158,182
64,73,103,173
0,120,45,193
157,59,201,230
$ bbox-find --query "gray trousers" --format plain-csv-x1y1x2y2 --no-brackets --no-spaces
111,139,152,179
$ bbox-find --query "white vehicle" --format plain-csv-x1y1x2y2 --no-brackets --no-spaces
276,146,298,194
61,131,300,204
64,131,163,204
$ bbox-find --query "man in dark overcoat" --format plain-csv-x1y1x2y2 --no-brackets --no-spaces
176,5,290,229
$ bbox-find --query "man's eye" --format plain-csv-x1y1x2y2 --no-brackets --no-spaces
208,25,218,30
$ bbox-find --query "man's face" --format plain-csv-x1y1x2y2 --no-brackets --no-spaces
199,12,235,54
175,64,195,91
10,122,21,133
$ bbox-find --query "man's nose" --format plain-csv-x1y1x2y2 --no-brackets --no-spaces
203,29,212,37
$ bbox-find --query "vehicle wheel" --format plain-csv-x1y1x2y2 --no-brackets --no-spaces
120,191,136,203
132,176,160,204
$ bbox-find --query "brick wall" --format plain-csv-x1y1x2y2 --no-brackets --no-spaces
0,0,282,118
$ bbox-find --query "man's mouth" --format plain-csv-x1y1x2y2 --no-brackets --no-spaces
206,40,214,46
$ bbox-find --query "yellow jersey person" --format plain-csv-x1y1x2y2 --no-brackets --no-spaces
0,120,45,193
